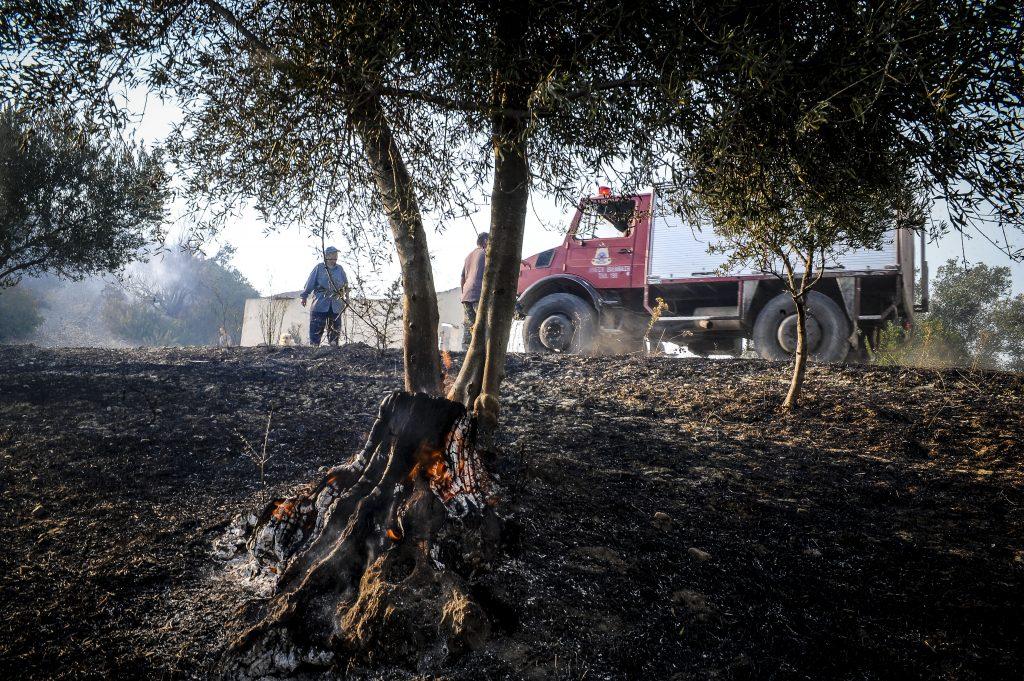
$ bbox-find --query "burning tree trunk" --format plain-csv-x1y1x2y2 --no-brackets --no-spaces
227,391,500,676
210,12,530,676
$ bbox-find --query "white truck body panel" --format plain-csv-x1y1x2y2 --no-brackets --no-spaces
647,211,899,281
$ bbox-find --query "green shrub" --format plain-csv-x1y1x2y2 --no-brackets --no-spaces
100,287,182,346
869,318,965,369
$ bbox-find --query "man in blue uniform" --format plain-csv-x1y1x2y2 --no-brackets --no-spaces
300,246,349,346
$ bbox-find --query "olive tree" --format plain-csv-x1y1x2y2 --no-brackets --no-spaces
928,259,1019,368
3,0,692,671
0,106,168,287
670,0,1024,408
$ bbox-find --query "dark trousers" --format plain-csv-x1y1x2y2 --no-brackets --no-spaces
310,311,342,346
462,301,479,349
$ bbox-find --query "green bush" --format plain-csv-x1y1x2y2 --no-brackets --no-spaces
101,288,182,346
0,286,44,342
869,318,966,369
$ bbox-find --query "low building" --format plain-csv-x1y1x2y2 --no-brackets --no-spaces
240,287,466,350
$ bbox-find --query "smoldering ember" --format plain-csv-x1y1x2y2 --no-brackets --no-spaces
0,345,1021,680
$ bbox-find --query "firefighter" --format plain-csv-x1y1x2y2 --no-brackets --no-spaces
300,246,349,346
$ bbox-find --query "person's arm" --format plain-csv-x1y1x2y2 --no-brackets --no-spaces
301,265,318,307
461,255,468,290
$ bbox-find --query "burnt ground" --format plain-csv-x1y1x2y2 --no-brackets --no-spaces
0,344,1021,680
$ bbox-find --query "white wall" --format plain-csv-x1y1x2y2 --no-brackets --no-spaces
240,287,468,349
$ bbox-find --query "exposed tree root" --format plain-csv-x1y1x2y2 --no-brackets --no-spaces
224,391,501,678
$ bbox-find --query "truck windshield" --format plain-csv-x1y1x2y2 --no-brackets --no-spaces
577,198,638,240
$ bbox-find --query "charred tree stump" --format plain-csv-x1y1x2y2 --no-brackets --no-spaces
226,391,501,677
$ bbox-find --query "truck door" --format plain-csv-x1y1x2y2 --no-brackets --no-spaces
564,197,639,289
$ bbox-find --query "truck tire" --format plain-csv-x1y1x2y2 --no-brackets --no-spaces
523,293,597,354
752,291,850,362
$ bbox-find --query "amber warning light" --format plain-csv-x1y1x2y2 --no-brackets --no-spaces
598,186,611,197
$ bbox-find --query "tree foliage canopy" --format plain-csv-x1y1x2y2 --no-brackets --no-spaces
673,1,1023,254
3,1,687,244
0,106,169,287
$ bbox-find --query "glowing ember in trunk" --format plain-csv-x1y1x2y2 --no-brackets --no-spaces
441,350,454,391
423,410,492,517
228,392,503,675
246,393,494,570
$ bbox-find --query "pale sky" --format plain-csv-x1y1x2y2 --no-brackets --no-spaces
133,95,1023,298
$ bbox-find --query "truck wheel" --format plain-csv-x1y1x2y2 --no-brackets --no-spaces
523,293,597,354
752,291,850,362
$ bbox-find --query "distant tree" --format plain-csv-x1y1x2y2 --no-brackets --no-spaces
872,261,1024,371
928,259,1013,368
0,285,44,342
100,285,182,346
189,246,260,342
0,106,169,287
992,295,1024,371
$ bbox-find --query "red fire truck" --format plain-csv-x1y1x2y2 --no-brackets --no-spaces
516,186,926,360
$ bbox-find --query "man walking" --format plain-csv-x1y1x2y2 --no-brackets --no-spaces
460,232,487,349
301,246,349,346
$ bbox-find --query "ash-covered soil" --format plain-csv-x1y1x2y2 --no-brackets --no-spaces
0,344,1021,680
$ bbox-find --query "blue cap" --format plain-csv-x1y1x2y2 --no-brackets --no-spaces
324,246,339,255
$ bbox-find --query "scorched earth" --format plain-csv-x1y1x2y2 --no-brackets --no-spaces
0,344,1021,680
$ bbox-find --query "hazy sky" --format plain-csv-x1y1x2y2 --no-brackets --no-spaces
133,96,1023,299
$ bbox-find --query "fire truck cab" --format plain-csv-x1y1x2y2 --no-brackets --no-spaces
516,186,925,360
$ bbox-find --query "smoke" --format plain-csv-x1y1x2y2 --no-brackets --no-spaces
17,274,129,348
9,246,258,348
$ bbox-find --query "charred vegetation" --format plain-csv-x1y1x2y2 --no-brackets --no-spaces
2,345,1023,680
